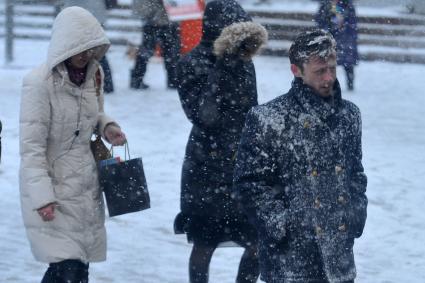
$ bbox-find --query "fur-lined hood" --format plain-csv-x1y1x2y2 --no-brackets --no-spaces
214,21,268,60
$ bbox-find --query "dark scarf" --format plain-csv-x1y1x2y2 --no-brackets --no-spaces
65,60,87,86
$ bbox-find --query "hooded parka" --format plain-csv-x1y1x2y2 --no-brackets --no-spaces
234,79,367,282
19,6,116,263
176,0,257,220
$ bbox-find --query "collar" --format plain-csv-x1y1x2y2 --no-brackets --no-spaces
54,60,100,93
290,77,342,122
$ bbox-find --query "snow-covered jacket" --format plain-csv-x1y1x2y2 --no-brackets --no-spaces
19,6,115,264
176,0,263,218
234,78,367,282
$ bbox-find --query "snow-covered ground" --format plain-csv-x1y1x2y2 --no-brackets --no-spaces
1,37,425,283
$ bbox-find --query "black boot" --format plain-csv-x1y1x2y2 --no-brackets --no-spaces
130,70,149,90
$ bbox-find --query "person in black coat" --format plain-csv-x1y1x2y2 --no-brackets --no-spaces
315,0,358,91
234,29,367,283
173,1,268,282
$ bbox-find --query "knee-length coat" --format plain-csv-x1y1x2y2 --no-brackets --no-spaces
19,7,116,263
176,0,257,219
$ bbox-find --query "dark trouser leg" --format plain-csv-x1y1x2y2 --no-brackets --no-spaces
344,65,355,90
41,259,89,283
236,245,259,283
131,24,156,89
189,243,216,283
100,56,114,93
159,23,181,88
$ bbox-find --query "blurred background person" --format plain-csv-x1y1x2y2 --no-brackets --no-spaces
130,0,180,90
315,0,358,91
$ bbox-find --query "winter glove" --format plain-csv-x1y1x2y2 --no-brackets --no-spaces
214,21,268,61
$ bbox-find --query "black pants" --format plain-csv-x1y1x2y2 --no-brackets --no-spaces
344,65,355,90
100,56,114,93
41,260,89,283
131,22,180,88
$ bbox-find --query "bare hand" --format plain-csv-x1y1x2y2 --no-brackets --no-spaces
104,124,126,146
37,203,56,222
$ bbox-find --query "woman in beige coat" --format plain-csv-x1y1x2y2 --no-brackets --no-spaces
19,6,126,282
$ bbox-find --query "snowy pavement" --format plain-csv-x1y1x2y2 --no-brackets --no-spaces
0,40,425,282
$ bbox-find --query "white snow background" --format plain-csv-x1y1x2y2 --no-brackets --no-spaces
1,3,425,282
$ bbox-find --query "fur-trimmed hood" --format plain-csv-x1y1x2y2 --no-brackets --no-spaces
213,21,268,60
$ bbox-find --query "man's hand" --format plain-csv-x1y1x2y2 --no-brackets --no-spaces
37,203,56,222
104,124,126,146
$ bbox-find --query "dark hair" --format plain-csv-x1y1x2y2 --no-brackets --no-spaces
289,29,336,69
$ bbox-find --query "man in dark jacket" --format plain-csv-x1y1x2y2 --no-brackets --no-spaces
130,0,180,89
315,0,358,91
234,29,367,283
173,0,268,282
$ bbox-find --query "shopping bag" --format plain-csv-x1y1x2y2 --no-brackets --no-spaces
98,144,150,217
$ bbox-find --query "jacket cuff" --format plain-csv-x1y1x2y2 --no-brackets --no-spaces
97,114,117,141
29,187,56,211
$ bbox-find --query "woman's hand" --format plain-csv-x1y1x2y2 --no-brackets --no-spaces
104,124,126,146
37,203,56,222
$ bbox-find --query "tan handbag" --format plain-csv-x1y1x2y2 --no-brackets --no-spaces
90,69,111,162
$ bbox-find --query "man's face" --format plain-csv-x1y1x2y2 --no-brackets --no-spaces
291,53,337,97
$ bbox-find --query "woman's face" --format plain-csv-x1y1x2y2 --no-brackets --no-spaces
68,48,95,68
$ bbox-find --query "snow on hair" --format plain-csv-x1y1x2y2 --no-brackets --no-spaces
289,29,336,66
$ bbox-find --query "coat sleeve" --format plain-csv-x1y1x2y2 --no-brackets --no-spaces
177,55,256,130
233,108,288,242
347,107,368,238
19,72,56,210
